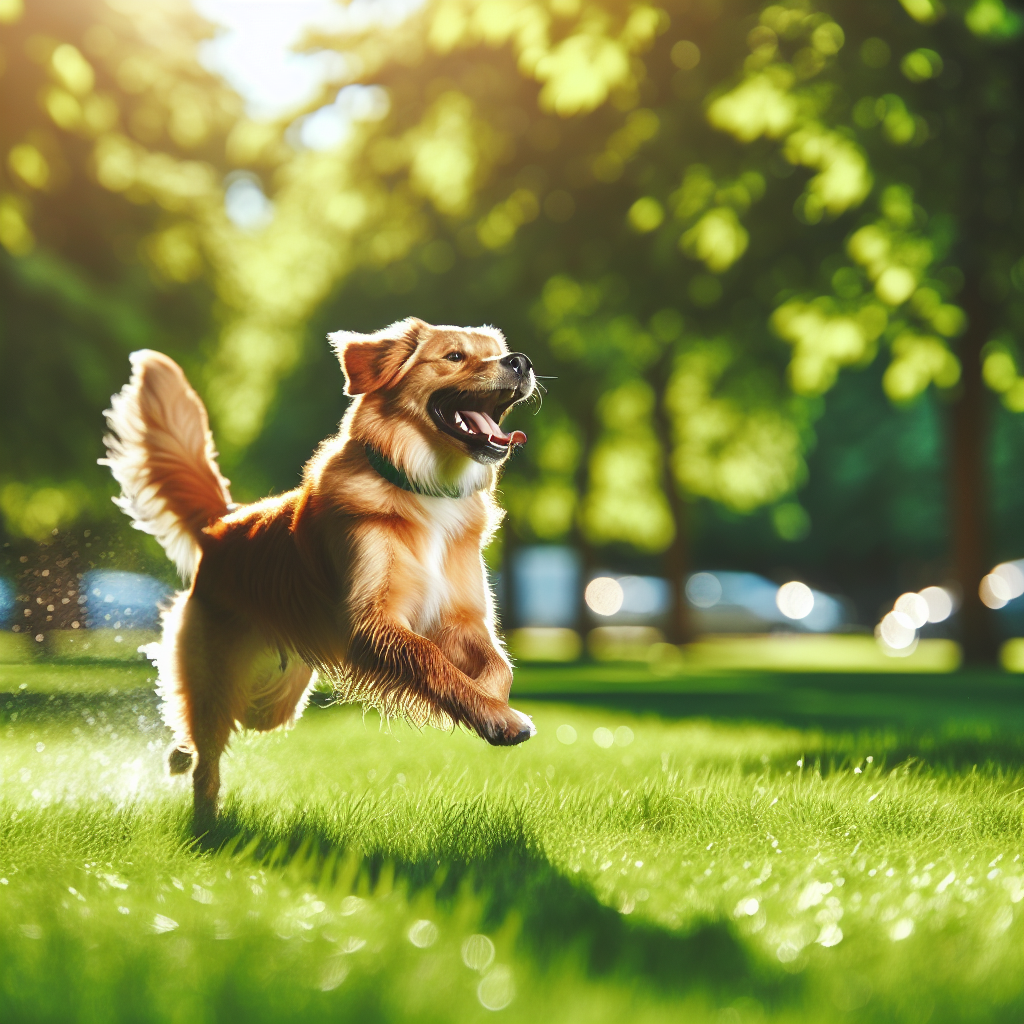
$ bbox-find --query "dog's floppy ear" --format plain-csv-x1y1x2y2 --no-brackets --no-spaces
329,318,426,396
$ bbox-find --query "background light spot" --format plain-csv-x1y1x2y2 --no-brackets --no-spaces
407,919,438,948
979,574,1011,609
477,964,515,1011
893,592,929,629
993,561,1024,599
585,577,624,616
919,586,953,623
685,572,722,608
461,934,495,972
878,612,916,649
776,581,814,620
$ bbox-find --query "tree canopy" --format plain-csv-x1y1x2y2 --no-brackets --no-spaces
1,0,1021,649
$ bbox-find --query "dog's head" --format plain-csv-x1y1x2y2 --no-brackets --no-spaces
330,318,535,466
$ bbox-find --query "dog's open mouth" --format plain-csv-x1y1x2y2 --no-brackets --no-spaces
430,388,527,454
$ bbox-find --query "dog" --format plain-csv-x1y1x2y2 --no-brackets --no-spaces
101,317,537,824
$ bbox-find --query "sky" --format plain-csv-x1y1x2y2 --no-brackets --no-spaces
193,0,422,120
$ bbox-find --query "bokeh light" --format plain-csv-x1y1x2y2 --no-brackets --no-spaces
584,577,624,616
918,586,953,623
477,965,515,1011
992,561,1024,599
878,612,916,650
776,581,814,620
685,572,723,608
223,172,273,231
893,592,929,629
555,724,577,745
979,574,1011,610
407,919,438,948
461,934,495,973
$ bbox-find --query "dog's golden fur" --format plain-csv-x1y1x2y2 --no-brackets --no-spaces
102,318,536,824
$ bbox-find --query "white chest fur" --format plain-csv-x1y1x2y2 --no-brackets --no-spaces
410,495,475,635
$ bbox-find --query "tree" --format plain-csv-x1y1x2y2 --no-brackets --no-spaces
235,0,829,638
290,0,1024,651
0,0,240,538
253,0,1018,652
701,0,1022,658
3,0,1020,659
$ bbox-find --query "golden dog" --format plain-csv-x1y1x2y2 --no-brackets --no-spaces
101,318,536,823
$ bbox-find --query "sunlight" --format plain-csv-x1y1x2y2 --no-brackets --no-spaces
190,0,427,120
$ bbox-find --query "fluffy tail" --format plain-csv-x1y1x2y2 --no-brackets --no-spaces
101,350,232,578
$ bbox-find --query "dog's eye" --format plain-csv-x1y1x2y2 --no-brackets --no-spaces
445,352,464,362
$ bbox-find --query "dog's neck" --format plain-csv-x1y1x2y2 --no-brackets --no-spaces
368,430,493,499
363,444,483,498
340,397,496,499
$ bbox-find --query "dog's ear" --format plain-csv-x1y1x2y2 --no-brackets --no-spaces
329,318,426,396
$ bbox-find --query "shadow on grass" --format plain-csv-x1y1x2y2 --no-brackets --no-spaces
0,691,159,724
194,801,797,1008
5,687,1024,773
529,693,1024,770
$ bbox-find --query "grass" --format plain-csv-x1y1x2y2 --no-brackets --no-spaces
0,663,1021,1023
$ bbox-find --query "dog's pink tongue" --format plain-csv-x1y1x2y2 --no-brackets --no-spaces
480,411,507,438
461,410,492,435
460,410,527,447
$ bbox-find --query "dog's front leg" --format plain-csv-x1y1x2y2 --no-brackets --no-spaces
433,614,514,703
348,614,532,745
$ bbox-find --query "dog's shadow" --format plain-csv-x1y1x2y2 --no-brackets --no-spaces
191,801,797,1005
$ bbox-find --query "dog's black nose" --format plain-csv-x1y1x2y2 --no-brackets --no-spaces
501,352,532,376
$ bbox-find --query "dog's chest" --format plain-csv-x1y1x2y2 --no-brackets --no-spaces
415,520,448,632
410,499,473,633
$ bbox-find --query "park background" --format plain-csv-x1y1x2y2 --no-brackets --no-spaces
0,1,1022,1023
1,0,1022,667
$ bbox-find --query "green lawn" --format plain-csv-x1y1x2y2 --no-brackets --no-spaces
0,663,1021,1023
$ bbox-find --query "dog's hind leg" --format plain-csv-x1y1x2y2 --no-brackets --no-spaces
156,591,248,831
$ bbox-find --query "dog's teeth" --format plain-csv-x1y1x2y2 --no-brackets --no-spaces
453,412,464,427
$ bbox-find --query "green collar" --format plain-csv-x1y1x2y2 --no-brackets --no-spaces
364,444,476,499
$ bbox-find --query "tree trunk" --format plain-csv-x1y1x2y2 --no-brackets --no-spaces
651,358,693,645
950,277,998,665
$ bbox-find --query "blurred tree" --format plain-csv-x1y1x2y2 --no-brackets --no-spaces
701,0,1023,659
246,0,828,640
255,0,1019,653
2,0,1020,660
0,0,242,540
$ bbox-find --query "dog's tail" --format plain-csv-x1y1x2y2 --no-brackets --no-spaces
101,350,232,579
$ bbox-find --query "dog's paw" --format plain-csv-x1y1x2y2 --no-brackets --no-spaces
478,706,536,746
167,745,195,775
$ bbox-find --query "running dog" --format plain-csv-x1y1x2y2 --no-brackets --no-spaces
101,318,536,824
